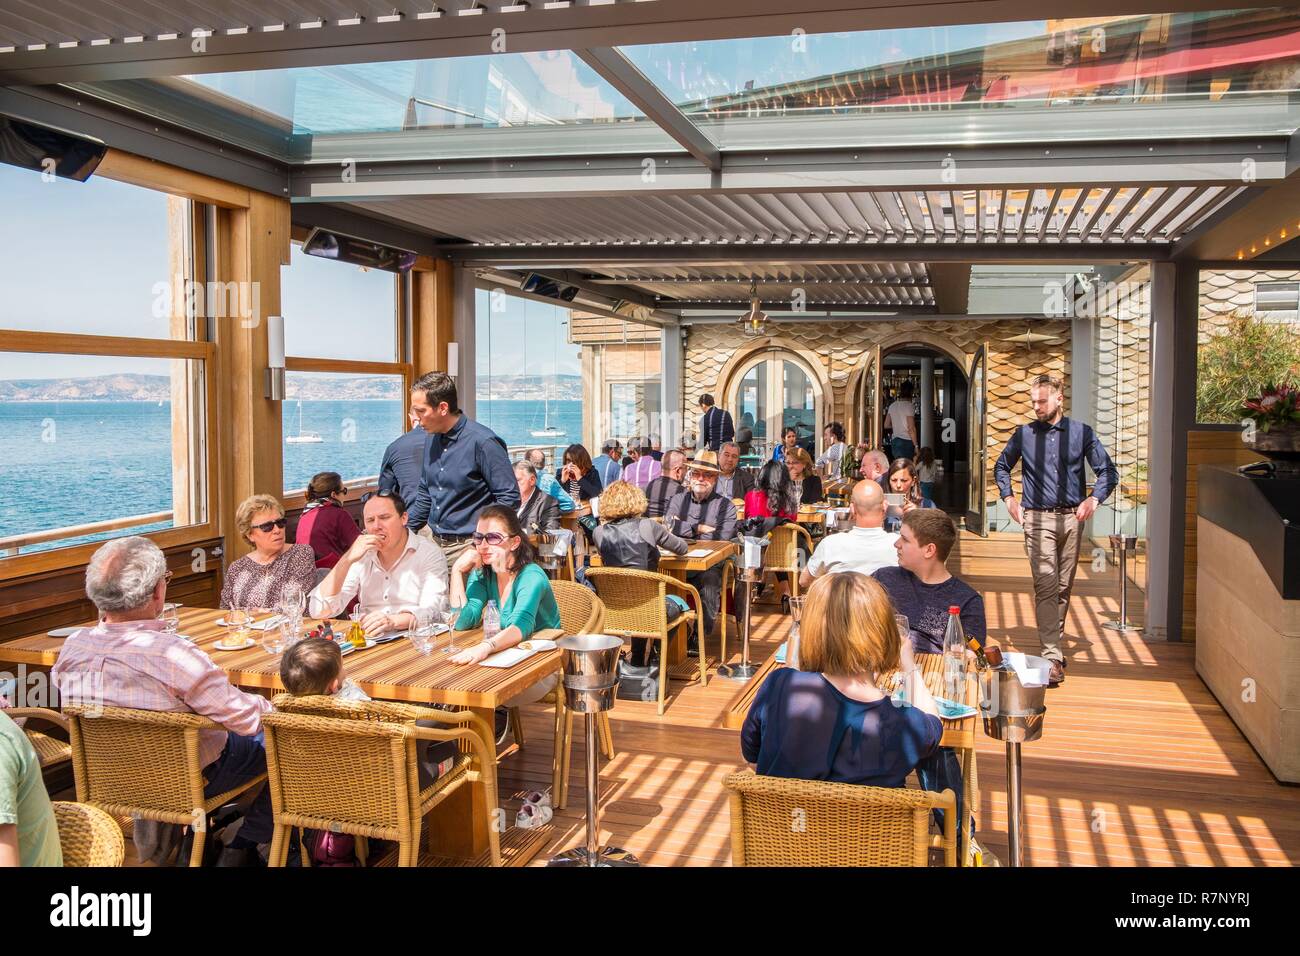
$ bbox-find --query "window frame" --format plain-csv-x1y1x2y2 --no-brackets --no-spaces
279,232,413,506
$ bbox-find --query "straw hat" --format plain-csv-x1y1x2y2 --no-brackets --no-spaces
685,449,722,474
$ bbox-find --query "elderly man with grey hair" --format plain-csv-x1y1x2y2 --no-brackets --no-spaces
515,459,561,533
51,537,273,866
861,449,892,492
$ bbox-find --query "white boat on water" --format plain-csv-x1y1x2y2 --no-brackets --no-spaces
285,400,323,444
529,396,566,439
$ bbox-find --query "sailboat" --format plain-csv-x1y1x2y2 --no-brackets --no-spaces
285,400,323,444
530,394,566,439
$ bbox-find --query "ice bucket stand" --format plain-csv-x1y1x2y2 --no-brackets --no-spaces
979,657,1049,868
717,536,768,681
1103,534,1141,634
548,634,640,867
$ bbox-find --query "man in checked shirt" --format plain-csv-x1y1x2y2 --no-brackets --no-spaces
994,374,1117,688
662,451,738,646
52,537,274,865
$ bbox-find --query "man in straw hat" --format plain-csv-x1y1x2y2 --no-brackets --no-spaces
663,449,738,645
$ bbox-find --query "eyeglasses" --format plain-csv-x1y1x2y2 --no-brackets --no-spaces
471,531,512,546
163,571,174,583
250,517,288,533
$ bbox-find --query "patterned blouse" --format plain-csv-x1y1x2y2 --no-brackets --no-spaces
219,544,318,610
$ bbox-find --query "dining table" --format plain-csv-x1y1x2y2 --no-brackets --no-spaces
0,607,564,867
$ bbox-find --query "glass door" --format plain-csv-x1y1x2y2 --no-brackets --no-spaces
965,343,989,537
729,350,823,459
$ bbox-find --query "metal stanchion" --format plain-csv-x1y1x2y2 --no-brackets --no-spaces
717,536,767,681
979,658,1049,868
1103,534,1141,634
549,635,640,868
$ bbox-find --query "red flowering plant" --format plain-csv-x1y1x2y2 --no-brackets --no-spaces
1241,384,1300,433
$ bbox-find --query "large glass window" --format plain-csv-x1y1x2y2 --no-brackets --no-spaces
729,351,822,457
0,165,210,559
1197,268,1300,424
476,288,581,465
279,243,406,494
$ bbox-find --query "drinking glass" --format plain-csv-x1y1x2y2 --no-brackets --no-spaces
442,604,465,654
224,608,250,647
787,596,806,670
160,603,181,636
894,614,912,701
260,626,284,656
407,609,437,656
348,607,370,648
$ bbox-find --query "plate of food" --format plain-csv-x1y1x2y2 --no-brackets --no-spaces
213,636,256,651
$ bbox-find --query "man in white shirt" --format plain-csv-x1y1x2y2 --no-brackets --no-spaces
309,490,448,634
799,478,898,589
886,381,919,461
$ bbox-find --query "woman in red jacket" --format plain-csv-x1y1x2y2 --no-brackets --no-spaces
294,472,360,571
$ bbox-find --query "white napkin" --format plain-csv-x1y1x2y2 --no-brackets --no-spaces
686,548,713,558
481,646,537,668
1004,652,1052,688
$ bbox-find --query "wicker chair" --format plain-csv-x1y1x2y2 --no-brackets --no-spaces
8,707,72,771
544,579,613,809
761,522,815,600
264,695,500,867
53,801,125,867
584,566,703,715
722,770,957,866
64,705,268,867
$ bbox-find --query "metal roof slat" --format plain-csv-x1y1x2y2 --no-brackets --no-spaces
1142,186,1207,241
1160,185,1232,240
1036,188,1063,242
1073,186,1117,240
1015,189,1040,243
1099,187,1147,242
1121,187,1169,242
1059,187,1094,241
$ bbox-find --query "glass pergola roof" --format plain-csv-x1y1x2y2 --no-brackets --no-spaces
65,9,1300,163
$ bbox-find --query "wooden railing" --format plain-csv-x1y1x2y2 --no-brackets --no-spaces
0,511,175,556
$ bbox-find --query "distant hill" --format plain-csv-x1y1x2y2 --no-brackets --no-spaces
0,373,404,402
477,374,582,402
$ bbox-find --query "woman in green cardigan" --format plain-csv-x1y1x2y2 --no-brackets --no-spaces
448,504,561,666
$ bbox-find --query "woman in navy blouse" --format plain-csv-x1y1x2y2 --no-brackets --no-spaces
741,571,942,787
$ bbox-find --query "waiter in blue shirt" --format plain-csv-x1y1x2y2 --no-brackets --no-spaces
994,373,1117,687
378,411,432,505
407,371,521,567
698,394,734,452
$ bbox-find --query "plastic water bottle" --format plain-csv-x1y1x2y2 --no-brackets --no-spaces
942,606,967,702
482,600,501,646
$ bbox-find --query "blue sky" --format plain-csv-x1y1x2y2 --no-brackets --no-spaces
476,288,581,379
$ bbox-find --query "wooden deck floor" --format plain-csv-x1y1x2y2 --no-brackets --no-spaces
504,533,1300,867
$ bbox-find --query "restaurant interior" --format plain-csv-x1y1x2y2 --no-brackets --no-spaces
1,1,1298,872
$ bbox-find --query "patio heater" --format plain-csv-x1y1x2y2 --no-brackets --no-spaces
979,656,1049,867
1102,534,1141,634
716,534,769,680
548,634,640,867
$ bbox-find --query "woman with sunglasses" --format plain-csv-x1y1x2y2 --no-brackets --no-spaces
219,494,318,610
447,505,561,667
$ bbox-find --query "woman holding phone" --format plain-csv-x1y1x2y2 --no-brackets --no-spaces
883,458,936,533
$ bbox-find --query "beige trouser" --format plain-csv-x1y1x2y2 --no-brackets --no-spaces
420,527,470,569
1022,509,1081,663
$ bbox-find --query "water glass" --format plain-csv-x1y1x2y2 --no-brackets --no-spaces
160,603,180,635
224,608,250,645
894,614,912,700
407,609,437,656
260,627,284,656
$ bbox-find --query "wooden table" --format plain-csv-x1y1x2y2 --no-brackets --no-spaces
0,607,562,866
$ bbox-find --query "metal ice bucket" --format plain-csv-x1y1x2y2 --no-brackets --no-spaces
979,655,1049,743
739,535,768,571
558,634,623,713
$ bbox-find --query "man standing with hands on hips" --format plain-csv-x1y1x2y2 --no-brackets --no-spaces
994,374,1117,687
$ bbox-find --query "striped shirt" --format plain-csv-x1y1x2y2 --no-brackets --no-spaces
623,455,661,489
51,620,271,769
664,490,738,542
643,475,683,518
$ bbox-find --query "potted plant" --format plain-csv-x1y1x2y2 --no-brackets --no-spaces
1240,383,1300,463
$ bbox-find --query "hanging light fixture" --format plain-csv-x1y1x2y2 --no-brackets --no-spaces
737,279,768,336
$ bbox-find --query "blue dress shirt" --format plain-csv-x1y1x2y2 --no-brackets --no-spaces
592,454,622,489
407,415,521,536
994,416,1118,509
378,427,431,507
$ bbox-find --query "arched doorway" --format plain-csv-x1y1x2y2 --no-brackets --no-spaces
724,348,827,460
847,334,982,527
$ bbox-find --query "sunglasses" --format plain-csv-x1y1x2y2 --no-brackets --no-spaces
471,531,512,546
251,517,288,534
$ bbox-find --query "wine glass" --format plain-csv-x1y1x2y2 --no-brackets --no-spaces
442,603,465,655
